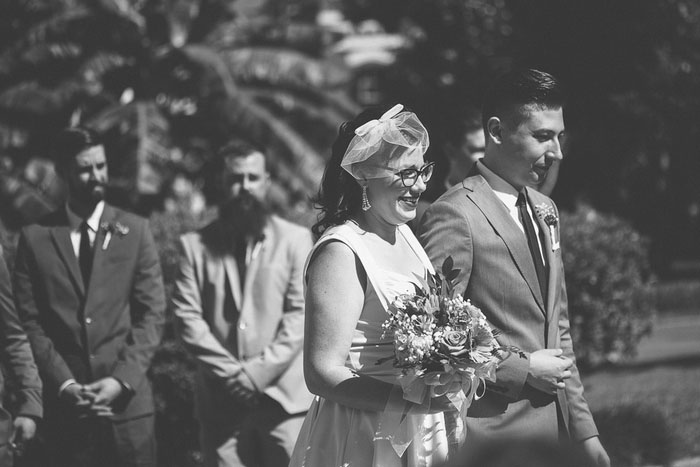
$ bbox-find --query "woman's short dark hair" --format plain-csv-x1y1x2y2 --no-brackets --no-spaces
53,127,103,173
312,104,404,238
481,68,566,130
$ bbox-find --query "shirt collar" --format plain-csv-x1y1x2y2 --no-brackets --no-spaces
66,200,105,233
477,161,520,205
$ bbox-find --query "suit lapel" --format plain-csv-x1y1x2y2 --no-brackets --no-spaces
49,211,84,297
464,176,546,313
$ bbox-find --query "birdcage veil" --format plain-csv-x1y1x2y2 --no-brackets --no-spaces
341,104,430,181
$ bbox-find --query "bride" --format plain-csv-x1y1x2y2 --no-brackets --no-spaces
289,104,454,467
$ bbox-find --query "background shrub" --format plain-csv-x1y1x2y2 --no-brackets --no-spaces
560,204,656,370
149,205,211,467
593,403,676,467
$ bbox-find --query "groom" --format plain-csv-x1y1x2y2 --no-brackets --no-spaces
418,69,609,466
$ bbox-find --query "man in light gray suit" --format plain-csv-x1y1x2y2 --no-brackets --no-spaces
418,69,609,466
172,140,313,467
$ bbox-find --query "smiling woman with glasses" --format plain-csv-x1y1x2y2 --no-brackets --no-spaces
291,104,453,467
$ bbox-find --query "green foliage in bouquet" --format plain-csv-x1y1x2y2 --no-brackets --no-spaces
560,204,656,370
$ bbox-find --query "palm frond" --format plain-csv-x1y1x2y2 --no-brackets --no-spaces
21,42,83,66
78,52,135,81
86,101,171,195
19,6,93,49
96,0,146,32
0,81,83,116
220,47,351,92
213,92,325,194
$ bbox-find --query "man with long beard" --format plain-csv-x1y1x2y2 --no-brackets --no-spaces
172,140,313,467
12,127,165,466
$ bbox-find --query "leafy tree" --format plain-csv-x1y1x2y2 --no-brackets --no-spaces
0,0,359,226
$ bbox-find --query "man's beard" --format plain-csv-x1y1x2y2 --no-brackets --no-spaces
219,192,269,244
71,180,106,208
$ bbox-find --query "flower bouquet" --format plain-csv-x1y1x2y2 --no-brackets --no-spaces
379,257,521,450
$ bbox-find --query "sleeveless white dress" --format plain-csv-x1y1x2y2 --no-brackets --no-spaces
289,222,449,467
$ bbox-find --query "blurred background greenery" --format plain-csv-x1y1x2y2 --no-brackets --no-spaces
1,0,699,465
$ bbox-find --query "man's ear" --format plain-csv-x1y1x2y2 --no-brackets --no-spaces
486,117,503,144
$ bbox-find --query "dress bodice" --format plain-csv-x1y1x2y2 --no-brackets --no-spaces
306,222,435,382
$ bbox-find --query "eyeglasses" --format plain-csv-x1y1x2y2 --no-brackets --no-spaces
395,162,435,187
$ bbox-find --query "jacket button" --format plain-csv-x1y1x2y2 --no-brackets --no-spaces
238,322,246,330
85,317,93,325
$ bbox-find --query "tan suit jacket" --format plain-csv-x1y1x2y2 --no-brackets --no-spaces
418,171,598,443
172,215,313,425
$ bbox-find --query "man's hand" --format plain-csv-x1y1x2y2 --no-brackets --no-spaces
59,382,93,413
226,369,260,407
579,436,610,467
526,348,572,394
10,415,37,455
83,377,123,411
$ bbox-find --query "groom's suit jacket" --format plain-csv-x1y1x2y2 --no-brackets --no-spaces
12,204,165,422
171,215,313,428
417,171,598,443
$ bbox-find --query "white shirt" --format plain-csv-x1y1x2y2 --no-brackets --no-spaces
60,201,104,395
66,200,105,258
477,162,546,264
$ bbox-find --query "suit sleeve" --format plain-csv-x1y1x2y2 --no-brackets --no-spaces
171,236,242,380
241,228,313,391
418,198,530,401
110,220,165,391
0,253,42,419
13,230,75,394
555,208,599,441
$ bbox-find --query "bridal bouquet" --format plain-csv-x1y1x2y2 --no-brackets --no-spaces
379,257,520,445
375,257,521,456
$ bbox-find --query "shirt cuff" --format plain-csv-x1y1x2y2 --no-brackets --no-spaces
58,379,77,396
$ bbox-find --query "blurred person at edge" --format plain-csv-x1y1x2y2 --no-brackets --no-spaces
418,69,609,467
0,248,42,466
413,106,560,226
171,140,313,467
12,127,165,467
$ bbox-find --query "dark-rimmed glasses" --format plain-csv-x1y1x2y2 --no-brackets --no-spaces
395,162,435,187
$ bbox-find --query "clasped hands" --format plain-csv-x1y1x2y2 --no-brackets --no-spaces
226,367,261,407
527,348,573,395
60,377,123,418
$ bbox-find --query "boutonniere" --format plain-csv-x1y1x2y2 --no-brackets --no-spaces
534,203,560,251
100,221,130,250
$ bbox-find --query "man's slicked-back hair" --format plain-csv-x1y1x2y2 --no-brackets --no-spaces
481,68,565,130
53,126,103,172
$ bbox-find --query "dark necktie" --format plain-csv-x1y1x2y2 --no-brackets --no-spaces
235,238,247,290
516,192,548,305
79,221,93,287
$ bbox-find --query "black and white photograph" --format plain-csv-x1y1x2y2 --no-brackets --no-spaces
1,1,699,466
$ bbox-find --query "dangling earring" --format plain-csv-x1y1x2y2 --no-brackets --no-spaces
361,185,371,211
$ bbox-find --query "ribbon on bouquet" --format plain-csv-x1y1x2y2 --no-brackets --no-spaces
374,369,487,458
